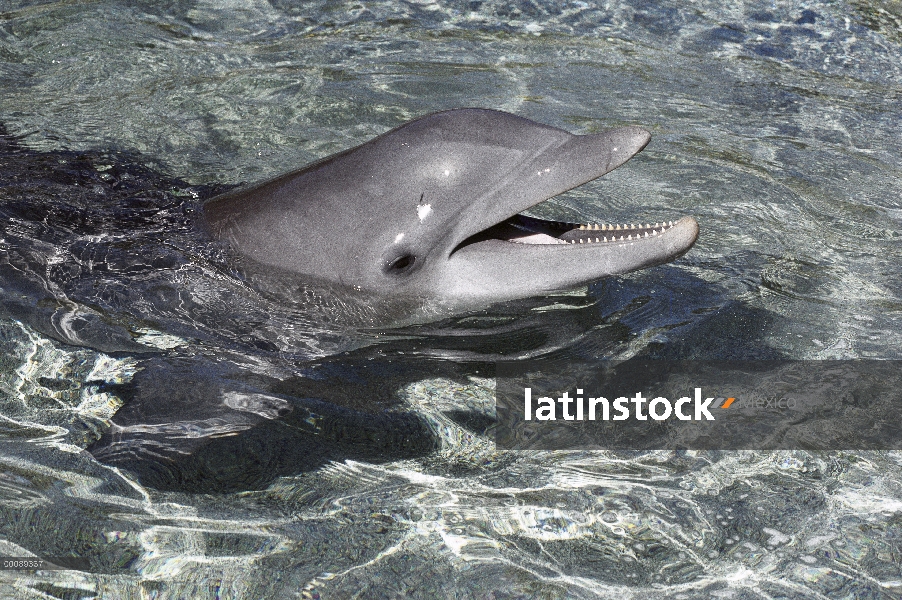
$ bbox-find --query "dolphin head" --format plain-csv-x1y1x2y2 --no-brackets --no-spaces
203,109,698,313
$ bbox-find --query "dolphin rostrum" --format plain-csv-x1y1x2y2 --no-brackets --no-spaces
203,109,698,315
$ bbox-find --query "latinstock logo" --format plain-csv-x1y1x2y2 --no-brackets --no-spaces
523,388,735,421
495,360,902,451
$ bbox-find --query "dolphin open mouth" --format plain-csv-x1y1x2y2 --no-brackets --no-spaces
446,208,698,299
435,116,699,298
441,118,698,268
458,215,686,247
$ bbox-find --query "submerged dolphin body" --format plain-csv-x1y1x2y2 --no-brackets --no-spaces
203,109,698,314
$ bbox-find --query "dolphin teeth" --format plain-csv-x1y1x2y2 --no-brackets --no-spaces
645,231,649,237
619,235,624,241
669,221,673,227
628,234,632,240
652,230,658,235
593,224,599,230
615,224,621,230
595,237,599,242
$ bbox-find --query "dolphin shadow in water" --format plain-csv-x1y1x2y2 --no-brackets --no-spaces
88,354,457,493
88,349,508,493
86,268,791,494
85,295,628,493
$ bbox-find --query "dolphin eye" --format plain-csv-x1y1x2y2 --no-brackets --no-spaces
386,254,416,274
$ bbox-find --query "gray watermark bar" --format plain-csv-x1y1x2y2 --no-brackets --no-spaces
0,557,90,571
495,360,902,450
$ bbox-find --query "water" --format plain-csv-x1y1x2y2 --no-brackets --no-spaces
1,0,901,597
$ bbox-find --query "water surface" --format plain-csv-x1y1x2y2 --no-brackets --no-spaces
1,0,901,597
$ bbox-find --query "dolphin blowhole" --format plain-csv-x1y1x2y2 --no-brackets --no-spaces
203,108,699,315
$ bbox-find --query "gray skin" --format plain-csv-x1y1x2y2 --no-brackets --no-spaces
203,109,698,315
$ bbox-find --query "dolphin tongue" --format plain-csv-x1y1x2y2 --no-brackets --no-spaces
504,217,568,244
474,220,564,245
509,232,566,245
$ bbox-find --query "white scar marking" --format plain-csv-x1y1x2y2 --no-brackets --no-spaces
417,203,432,221
394,233,404,243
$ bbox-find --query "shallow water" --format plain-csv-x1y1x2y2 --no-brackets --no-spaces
1,0,901,597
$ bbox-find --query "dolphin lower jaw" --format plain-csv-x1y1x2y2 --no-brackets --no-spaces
441,216,699,303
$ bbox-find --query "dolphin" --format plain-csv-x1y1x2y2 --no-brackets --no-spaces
203,109,698,314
